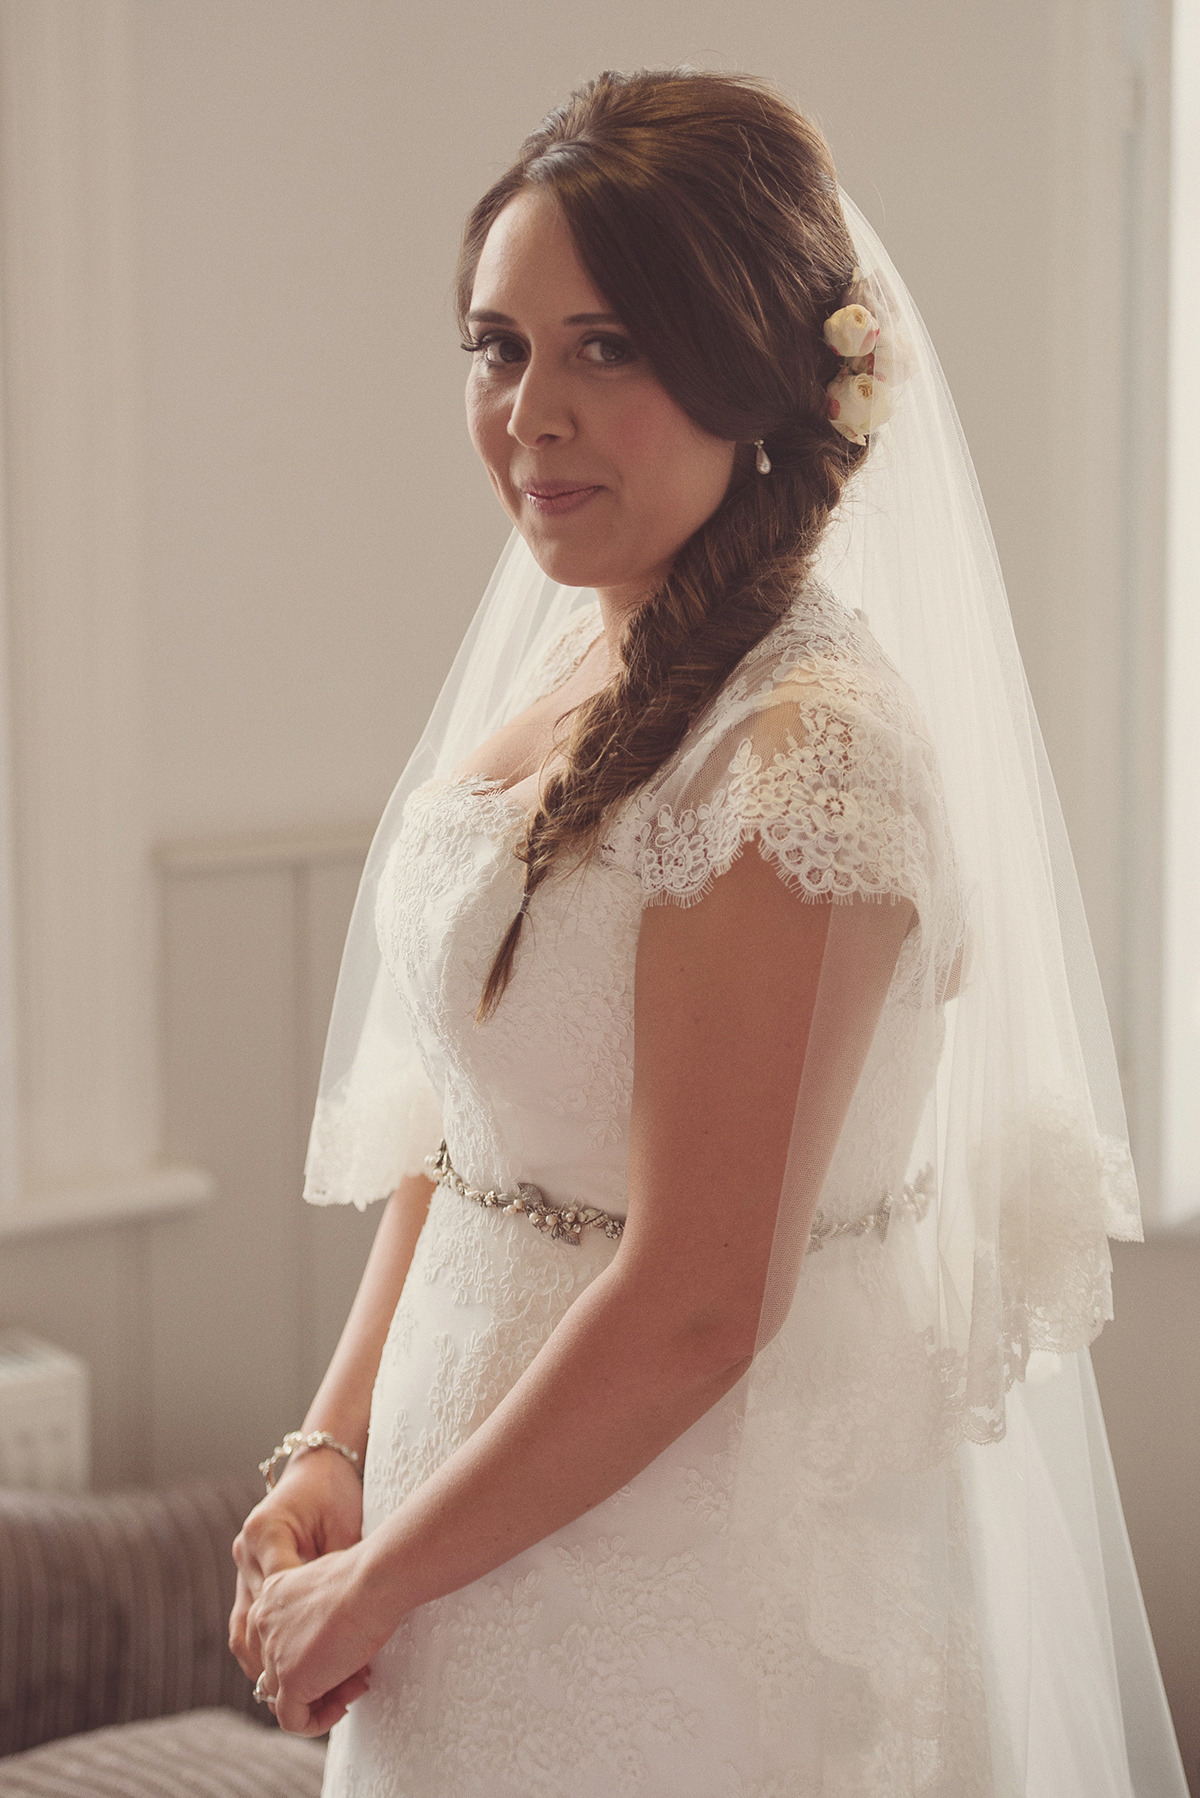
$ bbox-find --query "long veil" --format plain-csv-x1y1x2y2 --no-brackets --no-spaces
303,195,1186,1793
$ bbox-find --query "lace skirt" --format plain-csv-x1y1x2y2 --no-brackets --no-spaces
320,1182,1159,1798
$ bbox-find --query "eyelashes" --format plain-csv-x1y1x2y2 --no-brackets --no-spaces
460,332,639,370
581,335,639,367
460,332,525,365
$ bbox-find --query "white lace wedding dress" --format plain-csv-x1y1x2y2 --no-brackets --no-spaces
320,594,1148,1798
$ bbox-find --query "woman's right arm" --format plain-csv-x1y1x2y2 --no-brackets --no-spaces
228,1170,433,1681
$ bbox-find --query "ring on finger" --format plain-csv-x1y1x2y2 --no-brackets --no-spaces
253,1671,273,1706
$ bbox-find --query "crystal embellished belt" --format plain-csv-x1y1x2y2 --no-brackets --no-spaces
426,1141,934,1252
426,1141,624,1245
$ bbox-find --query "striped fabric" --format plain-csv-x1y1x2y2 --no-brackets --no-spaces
0,1707,325,1797
0,1478,263,1758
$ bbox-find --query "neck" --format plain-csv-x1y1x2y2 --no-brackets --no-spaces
594,574,661,658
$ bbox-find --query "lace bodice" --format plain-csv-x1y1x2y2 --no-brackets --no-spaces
373,588,958,1232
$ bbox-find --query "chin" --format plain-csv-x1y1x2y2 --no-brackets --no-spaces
520,533,602,589
519,527,639,594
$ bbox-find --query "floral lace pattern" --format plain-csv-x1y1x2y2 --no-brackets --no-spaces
640,721,931,906
325,1176,996,1798
323,588,1128,1796
601,589,962,1003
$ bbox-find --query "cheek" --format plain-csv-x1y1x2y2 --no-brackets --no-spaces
603,392,734,514
598,390,682,470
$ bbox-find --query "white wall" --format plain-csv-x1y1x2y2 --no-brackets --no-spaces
136,0,1062,841
136,0,1155,1136
0,0,1194,1784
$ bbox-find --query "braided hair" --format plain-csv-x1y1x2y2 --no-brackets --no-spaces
456,70,867,1018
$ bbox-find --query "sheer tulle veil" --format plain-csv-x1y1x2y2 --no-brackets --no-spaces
303,194,1187,1792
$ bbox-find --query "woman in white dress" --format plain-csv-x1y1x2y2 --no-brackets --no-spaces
229,70,1188,1797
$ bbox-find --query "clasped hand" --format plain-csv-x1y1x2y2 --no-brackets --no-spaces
229,1451,384,1736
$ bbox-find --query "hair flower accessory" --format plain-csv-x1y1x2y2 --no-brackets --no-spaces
823,304,879,359
823,300,907,445
826,366,899,446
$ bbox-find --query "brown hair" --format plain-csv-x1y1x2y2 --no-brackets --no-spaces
459,69,865,1018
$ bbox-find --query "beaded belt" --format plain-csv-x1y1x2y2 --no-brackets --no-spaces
426,1141,624,1245
426,1141,933,1252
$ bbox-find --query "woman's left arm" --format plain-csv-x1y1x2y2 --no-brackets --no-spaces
250,845,912,1735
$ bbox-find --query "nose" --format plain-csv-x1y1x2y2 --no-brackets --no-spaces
507,356,575,449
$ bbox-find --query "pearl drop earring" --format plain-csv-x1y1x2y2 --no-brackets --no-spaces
754,439,772,475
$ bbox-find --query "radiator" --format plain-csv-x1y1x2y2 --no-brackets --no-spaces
0,1330,90,1491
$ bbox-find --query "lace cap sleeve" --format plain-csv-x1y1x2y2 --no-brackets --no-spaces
611,601,961,980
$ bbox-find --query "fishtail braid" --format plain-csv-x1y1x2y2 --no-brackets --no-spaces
460,70,867,1018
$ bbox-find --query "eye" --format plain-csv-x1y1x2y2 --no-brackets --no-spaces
579,334,638,368
461,332,527,369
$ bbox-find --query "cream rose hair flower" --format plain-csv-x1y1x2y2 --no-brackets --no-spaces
821,298,909,445
822,303,880,359
825,367,898,447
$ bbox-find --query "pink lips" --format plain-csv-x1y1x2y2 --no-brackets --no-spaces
521,480,603,517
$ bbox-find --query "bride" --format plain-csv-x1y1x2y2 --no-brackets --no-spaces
229,69,1187,1797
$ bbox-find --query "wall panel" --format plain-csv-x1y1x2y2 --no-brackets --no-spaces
298,857,383,1404
152,837,376,1485
0,1218,150,1488
0,830,1194,1781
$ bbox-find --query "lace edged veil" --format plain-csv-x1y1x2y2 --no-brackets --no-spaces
303,196,1187,1792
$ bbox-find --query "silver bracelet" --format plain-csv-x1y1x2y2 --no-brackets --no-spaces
259,1429,362,1492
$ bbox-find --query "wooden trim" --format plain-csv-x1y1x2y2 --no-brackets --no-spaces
0,102,18,1217
1119,0,1175,1220
0,1164,214,1241
1112,0,1179,1221
1161,0,1200,1221
1047,0,1129,999
1049,0,1179,1221
156,823,375,876
0,0,190,1230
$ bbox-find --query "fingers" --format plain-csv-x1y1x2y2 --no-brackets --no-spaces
257,1531,306,1579
273,1669,371,1738
236,1514,307,1586
229,1505,309,1691
270,1688,309,1736
305,1670,371,1736
228,1568,260,1680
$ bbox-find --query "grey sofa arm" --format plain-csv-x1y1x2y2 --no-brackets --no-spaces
0,1477,263,1758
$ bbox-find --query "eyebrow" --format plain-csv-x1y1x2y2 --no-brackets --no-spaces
466,309,623,327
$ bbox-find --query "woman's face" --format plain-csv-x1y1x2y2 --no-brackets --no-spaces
465,188,737,611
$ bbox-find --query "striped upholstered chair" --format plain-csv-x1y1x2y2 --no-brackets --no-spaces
0,1478,326,1797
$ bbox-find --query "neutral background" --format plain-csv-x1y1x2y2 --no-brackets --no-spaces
0,0,1195,1785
